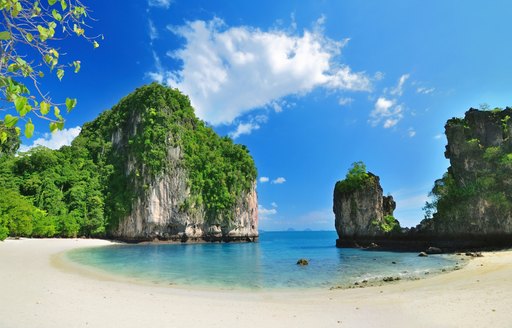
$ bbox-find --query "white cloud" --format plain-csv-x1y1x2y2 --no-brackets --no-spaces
408,127,416,138
147,51,164,83
148,0,171,9
338,97,354,106
228,115,267,139
259,177,269,183
271,202,278,208
271,177,286,184
369,97,403,128
19,127,81,152
229,122,260,139
151,18,371,125
383,118,399,128
416,87,435,94
390,74,410,96
258,204,277,221
434,133,443,140
148,19,158,41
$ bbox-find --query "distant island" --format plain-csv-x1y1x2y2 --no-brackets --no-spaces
0,84,258,242
334,108,512,250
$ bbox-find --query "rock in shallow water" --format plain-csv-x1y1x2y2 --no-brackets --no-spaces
296,258,309,266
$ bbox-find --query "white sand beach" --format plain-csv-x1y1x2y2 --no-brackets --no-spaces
0,238,511,328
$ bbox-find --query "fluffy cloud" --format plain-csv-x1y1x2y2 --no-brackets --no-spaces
151,18,371,125
271,177,286,184
390,74,410,96
369,97,403,128
258,204,277,221
228,115,267,139
148,0,171,9
259,177,269,183
19,127,81,152
229,122,260,139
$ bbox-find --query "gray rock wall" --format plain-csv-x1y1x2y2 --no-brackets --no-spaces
333,173,396,242
110,115,258,242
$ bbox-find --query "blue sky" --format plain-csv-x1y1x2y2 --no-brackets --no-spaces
19,0,512,230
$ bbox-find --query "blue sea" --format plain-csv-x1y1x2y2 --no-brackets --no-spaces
66,231,462,290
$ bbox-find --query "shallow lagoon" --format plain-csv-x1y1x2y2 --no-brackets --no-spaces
66,231,461,289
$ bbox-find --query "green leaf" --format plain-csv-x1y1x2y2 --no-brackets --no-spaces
0,31,11,40
73,60,81,73
52,9,62,21
65,98,77,112
93,41,99,49
14,96,28,113
25,120,34,138
40,101,51,115
50,122,58,133
4,114,18,128
54,106,61,119
0,131,7,143
15,127,21,136
26,33,33,42
57,69,64,81
20,103,32,117
48,0,57,6
12,2,22,17
56,120,64,130
73,24,84,36
60,0,67,10
37,25,49,41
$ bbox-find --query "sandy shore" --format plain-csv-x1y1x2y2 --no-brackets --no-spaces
1,239,511,328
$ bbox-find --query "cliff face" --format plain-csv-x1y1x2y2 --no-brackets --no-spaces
420,108,512,237
333,170,399,246
76,84,258,242
333,109,512,250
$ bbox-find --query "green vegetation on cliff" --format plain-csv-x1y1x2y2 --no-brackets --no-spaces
0,84,257,240
372,215,401,233
335,161,375,194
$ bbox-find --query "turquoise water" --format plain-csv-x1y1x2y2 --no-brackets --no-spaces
66,231,462,289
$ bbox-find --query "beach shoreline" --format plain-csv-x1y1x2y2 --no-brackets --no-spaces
1,238,511,327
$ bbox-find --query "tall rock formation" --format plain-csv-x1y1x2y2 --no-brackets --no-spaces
333,108,512,250
74,84,259,242
333,163,400,247
418,108,512,238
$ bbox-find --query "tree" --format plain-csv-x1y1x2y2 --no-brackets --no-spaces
0,0,100,141
0,120,20,155
335,161,372,194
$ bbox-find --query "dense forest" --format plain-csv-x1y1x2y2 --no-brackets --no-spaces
0,84,257,240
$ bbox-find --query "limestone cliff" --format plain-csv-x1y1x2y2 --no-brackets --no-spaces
333,109,512,250
75,84,258,242
419,108,512,238
333,163,400,247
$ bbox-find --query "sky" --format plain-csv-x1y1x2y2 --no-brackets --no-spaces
17,0,512,231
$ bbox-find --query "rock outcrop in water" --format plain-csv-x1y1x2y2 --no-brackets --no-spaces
334,108,512,250
417,108,512,241
333,162,400,247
